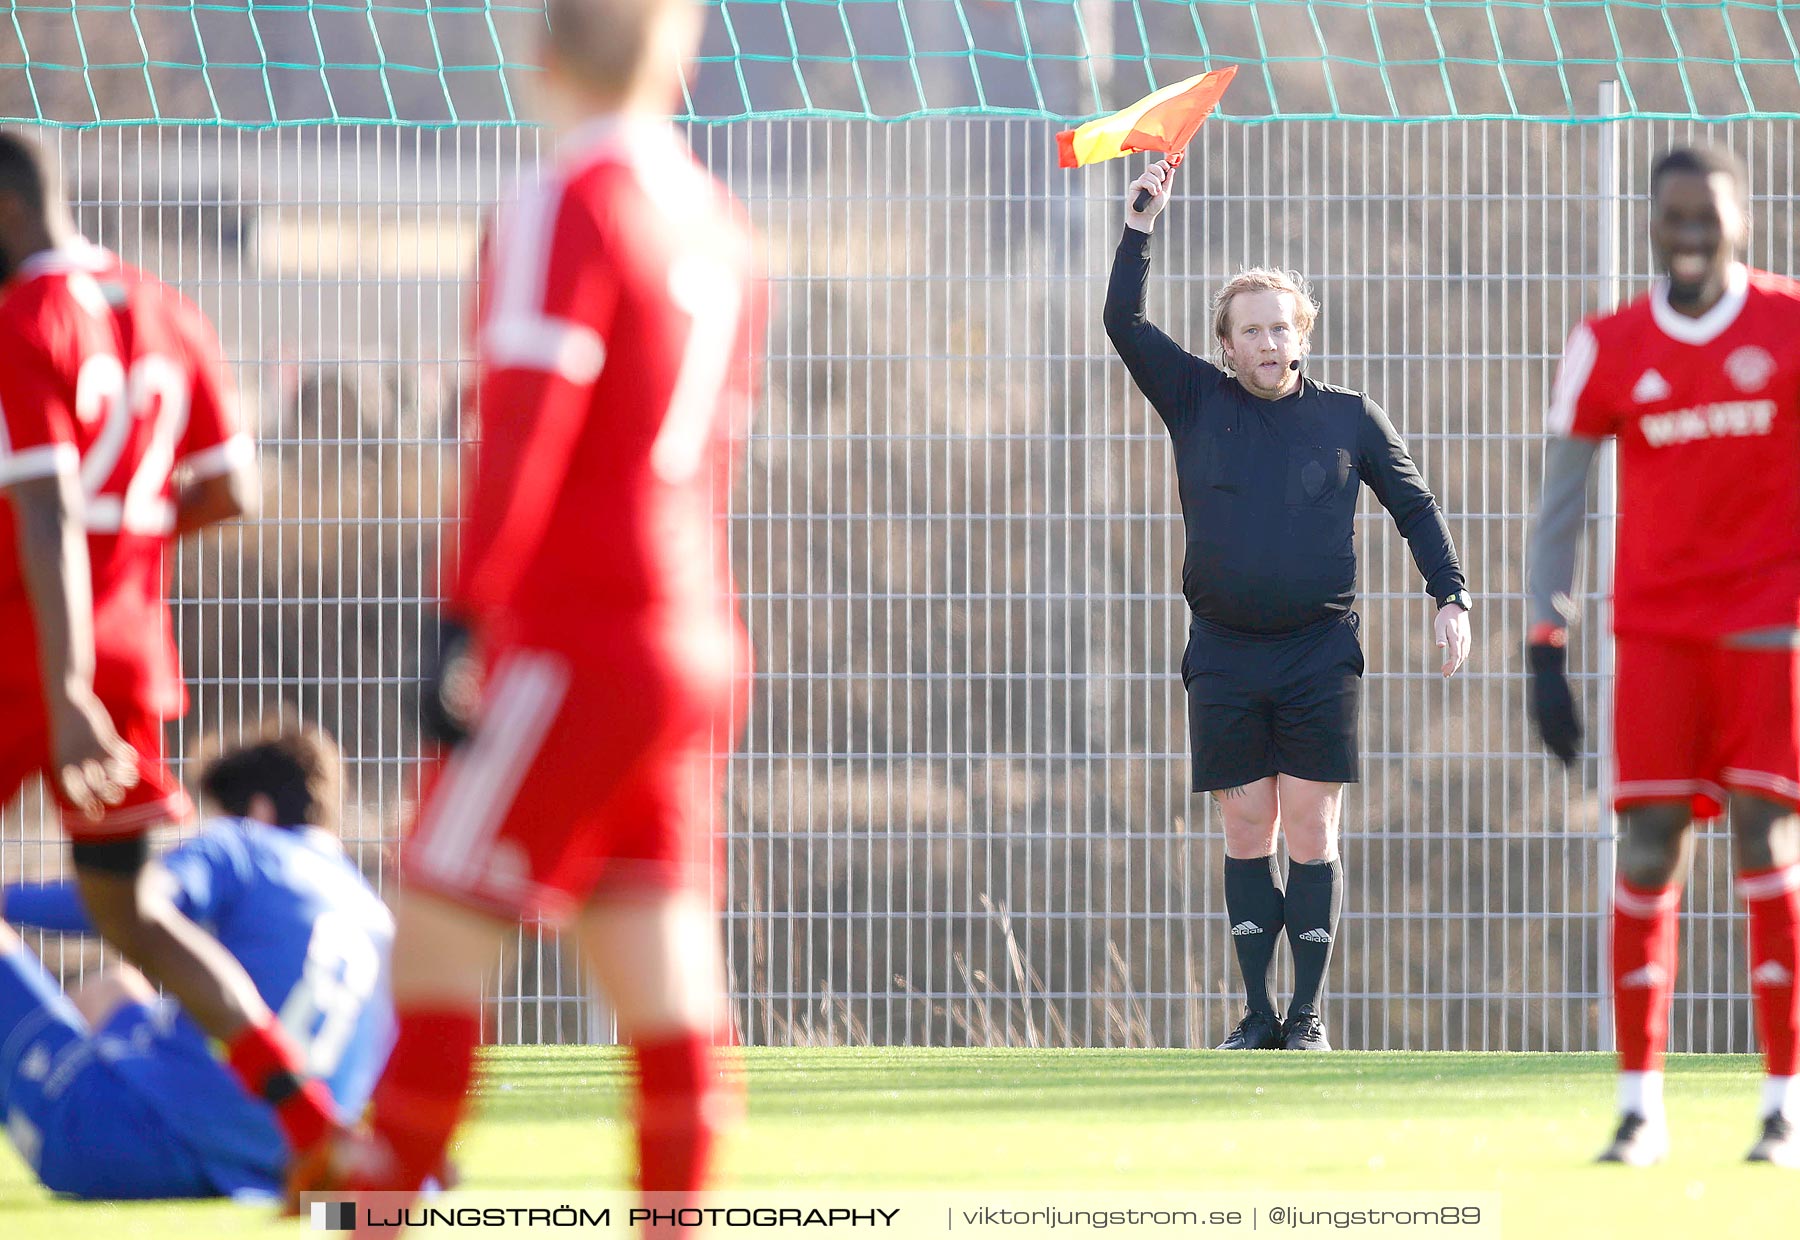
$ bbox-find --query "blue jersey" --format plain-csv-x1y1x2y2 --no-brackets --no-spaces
3,818,393,1196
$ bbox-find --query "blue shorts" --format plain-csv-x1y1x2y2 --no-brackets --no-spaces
0,947,212,1199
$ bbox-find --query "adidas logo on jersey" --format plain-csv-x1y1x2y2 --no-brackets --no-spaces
1230,921,1263,936
1638,399,1776,447
1631,369,1671,403
1619,963,1667,989
1752,960,1794,987
1298,928,1333,944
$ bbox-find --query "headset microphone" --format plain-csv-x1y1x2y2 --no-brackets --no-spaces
1289,359,1301,371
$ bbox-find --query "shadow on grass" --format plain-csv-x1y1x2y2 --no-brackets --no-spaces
472,1047,1754,1125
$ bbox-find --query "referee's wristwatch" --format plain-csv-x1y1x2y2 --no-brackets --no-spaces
1437,589,1473,613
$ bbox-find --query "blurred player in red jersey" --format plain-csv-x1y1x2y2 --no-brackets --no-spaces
1528,146,1800,1168
289,0,761,1212
0,130,347,1165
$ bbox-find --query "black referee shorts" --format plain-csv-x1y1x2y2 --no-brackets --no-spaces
1181,613,1363,793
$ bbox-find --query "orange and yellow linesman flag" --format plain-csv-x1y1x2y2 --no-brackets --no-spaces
1055,66,1238,169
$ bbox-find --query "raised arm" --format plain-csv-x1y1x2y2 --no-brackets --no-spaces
1101,158,1209,424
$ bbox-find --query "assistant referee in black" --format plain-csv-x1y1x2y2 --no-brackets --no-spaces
1104,159,1472,1053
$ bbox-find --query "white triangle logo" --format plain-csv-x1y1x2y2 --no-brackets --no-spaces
1619,963,1666,989
1632,369,1672,403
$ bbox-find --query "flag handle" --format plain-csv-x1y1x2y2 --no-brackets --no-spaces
1129,153,1182,215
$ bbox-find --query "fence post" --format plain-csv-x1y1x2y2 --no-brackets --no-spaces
1595,79,1622,1053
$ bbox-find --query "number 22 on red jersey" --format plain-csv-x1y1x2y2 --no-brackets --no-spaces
0,259,244,536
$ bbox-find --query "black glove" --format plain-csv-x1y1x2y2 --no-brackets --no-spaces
1527,641,1582,764
421,614,481,748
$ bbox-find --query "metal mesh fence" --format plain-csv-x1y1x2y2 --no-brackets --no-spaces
4,114,1792,1051
7,2,1800,126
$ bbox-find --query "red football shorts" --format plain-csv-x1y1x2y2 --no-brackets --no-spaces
1613,635,1800,819
401,641,746,922
0,703,190,840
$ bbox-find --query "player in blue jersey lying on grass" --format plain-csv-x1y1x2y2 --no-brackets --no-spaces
0,718,393,1199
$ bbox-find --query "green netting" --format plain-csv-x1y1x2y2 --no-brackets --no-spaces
3,1,1798,128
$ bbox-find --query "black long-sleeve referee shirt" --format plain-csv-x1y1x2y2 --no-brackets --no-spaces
1104,225,1465,636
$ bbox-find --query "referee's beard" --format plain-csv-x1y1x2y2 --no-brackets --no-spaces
1233,354,1302,400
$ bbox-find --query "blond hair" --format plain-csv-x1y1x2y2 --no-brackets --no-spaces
544,0,697,98
1210,268,1319,372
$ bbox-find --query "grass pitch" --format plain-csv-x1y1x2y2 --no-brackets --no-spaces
0,1047,1789,1237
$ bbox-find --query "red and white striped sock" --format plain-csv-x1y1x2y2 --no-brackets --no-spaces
362,1006,482,1192
634,1031,727,1205
1738,863,1800,1092
1612,877,1683,1078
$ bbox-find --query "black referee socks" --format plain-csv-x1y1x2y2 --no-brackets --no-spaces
1285,857,1343,1013
1223,854,1285,1016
